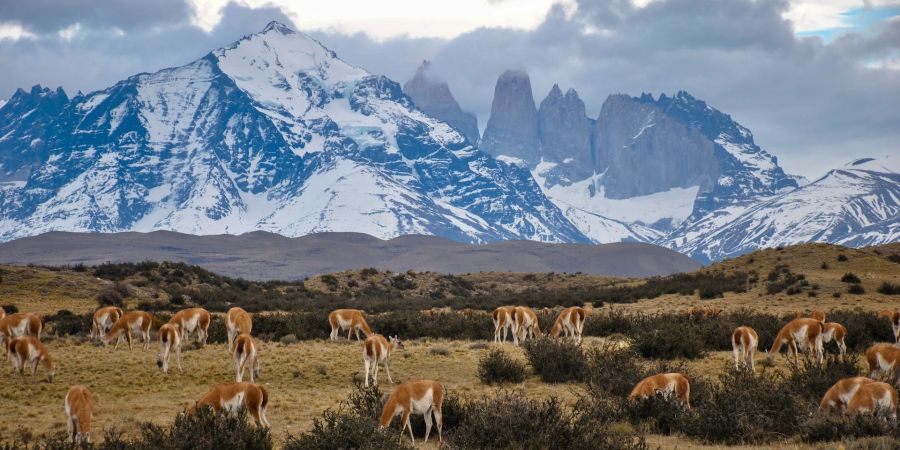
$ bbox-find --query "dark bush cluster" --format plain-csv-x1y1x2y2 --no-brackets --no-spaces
888,253,900,264
446,392,647,450
95,281,132,308
842,272,862,283
43,310,91,336
477,349,526,384
849,284,867,294
877,282,900,295
591,271,749,303
522,338,588,383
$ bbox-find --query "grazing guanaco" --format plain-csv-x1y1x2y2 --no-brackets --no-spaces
866,343,900,382
378,380,444,443
363,334,404,387
879,310,900,344
8,335,53,382
492,306,516,343
821,322,848,361
231,333,260,383
819,377,875,414
512,306,541,346
194,382,270,427
0,308,4,319
769,318,824,364
328,309,372,341
90,306,124,340
168,307,211,346
65,385,94,444
156,322,182,374
226,307,252,348
549,306,587,344
102,311,153,351
847,381,898,419
628,373,691,408
0,313,43,359
731,326,759,370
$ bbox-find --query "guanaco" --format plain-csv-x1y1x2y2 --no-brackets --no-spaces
65,385,94,444
378,379,444,443
731,326,759,370
628,373,691,408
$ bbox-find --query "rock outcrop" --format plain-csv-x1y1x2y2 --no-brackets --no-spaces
403,61,479,145
480,70,541,164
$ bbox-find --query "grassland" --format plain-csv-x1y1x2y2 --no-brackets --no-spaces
0,242,899,448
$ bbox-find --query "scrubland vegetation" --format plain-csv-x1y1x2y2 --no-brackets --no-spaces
1,242,899,449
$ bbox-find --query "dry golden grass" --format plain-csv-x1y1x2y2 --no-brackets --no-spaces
0,336,584,446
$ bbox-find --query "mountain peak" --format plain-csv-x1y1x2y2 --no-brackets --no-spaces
547,84,563,98
261,20,294,35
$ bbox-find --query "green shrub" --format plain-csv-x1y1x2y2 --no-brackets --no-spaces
446,392,648,450
877,282,900,295
284,384,411,450
842,272,862,283
800,413,893,443
584,343,648,397
631,320,706,359
43,310,91,336
522,338,587,383
683,367,811,444
478,349,525,384
100,407,272,450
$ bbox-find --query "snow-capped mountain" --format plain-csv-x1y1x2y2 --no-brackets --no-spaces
664,156,900,262
0,22,588,244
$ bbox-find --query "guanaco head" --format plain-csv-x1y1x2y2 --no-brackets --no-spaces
389,335,405,350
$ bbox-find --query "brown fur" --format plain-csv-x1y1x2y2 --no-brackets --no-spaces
492,306,516,343
379,380,444,443
822,322,848,361
168,307,211,346
0,313,43,359
363,334,403,387
156,323,182,374
231,333,260,383
628,373,691,408
328,309,372,341
512,306,541,345
819,377,875,414
90,307,124,340
879,310,900,344
769,318,824,364
549,306,587,343
103,311,153,351
195,382,270,427
226,307,252,348
65,385,94,444
731,326,759,370
846,381,898,419
8,335,53,382
866,343,900,383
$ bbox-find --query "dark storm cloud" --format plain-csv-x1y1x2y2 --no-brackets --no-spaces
0,0,897,177
0,0,192,32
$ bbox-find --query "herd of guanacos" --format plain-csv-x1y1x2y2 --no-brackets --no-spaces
3,305,900,445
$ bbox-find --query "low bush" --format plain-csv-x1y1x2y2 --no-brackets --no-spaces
584,343,648,397
682,366,812,444
877,282,900,295
478,349,526,384
284,384,411,450
888,254,900,264
43,310,91,336
800,413,894,443
522,338,587,383
631,319,706,359
838,254,849,262
99,407,272,450
849,284,866,295
447,392,648,450
842,272,862,283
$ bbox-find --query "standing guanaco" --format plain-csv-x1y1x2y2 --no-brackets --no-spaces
329,309,372,341
65,385,94,444
363,334,403,387
8,335,53,382
731,326,759,370
378,380,444,443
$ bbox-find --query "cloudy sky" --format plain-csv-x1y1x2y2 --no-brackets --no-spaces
1,0,898,178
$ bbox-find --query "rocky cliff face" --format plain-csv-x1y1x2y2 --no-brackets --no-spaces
536,85,593,185
593,94,720,199
403,61,479,145
479,70,541,164
0,85,69,182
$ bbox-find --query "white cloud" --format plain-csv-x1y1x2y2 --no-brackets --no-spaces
0,22,36,41
188,0,560,39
